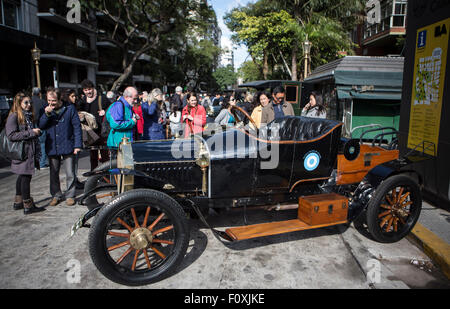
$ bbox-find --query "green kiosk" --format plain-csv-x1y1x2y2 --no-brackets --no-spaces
303,56,404,141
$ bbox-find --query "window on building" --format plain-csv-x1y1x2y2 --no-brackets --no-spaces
392,0,407,27
1,0,21,30
285,86,298,104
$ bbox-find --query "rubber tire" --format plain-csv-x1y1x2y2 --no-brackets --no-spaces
366,174,422,243
84,160,117,210
88,189,190,286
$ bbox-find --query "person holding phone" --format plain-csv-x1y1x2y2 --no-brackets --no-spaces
301,91,327,119
6,92,44,215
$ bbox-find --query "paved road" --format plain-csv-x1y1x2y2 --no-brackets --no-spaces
0,154,449,289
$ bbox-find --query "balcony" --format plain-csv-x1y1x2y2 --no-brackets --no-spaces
363,0,407,45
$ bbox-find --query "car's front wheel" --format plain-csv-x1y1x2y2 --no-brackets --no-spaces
366,175,422,243
88,189,190,286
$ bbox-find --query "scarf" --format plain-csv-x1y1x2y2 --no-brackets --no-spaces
23,110,41,164
23,111,34,130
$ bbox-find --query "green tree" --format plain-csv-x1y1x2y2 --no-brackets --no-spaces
213,66,237,91
81,0,220,92
238,60,263,83
225,0,365,81
225,10,299,80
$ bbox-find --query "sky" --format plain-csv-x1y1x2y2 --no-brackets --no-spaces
209,0,254,70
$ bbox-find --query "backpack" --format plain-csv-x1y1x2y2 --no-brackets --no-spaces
100,98,126,139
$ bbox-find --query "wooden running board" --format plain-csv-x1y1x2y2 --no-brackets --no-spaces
225,219,348,241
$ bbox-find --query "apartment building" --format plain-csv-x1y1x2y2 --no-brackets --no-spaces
353,0,408,56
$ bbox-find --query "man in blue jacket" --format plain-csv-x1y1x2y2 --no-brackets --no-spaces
39,87,82,206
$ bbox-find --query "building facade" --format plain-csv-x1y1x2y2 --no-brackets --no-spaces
353,0,408,56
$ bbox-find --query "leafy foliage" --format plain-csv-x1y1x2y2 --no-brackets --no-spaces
81,0,221,92
225,0,366,81
213,65,238,91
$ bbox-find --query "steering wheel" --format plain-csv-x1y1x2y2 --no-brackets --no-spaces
232,105,258,134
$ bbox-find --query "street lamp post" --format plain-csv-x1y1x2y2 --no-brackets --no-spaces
31,42,42,91
302,39,312,80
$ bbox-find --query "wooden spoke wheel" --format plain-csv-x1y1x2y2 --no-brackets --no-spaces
366,175,422,243
84,160,118,211
89,189,189,286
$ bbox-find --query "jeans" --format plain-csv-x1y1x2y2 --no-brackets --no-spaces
49,154,77,199
39,131,48,168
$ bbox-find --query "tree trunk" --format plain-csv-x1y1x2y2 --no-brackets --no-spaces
291,44,298,81
111,44,150,92
263,49,269,80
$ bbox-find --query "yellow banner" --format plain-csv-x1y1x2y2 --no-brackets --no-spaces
407,18,449,156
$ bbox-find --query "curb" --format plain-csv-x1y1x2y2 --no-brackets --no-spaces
408,223,450,280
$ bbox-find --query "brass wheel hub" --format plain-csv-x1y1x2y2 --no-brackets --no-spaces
130,228,153,250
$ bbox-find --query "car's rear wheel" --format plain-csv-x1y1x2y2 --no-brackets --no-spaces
366,175,422,243
88,189,189,286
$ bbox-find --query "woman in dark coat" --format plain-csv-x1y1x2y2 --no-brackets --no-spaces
141,88,167,140
5,93,45,215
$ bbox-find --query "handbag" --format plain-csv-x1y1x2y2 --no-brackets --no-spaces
0,128,27,161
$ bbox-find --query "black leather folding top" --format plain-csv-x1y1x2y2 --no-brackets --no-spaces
260,116,342,142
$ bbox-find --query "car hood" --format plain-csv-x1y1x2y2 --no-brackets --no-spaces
130,138,203,164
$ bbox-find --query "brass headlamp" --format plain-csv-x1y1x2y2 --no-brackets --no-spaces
196,142,210,195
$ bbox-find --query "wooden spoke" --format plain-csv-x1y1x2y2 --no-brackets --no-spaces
385,195,395,206
381,204,393,210
131,208,140,228
131,250,141,271
398,192,411,205
108,231,130,238
143,207,151,227
401,201,413,209
398,217,406,225
148,213,165,231
108,240,130,251
393,218,398,232
391,189,397,204
153,225,174,236
152,239,174,245
380,214,392,228
96,192,115,199
117,218,134,233
396,187,404,203
103,176,111,184
151,246,166,260
116,247,134,264
378,210,392,219
143,250,152,269
385,216,394,232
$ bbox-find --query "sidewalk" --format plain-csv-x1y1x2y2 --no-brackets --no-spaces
409,201,450,279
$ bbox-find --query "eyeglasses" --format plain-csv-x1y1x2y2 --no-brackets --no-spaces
22,101,31,105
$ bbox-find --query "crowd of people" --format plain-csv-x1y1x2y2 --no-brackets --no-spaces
3,79,327,215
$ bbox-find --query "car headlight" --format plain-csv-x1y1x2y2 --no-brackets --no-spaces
118,138,134,169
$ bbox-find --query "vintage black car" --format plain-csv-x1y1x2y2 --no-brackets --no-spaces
73,107,424,286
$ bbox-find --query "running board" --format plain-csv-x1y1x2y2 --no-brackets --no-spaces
225,219,348,241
